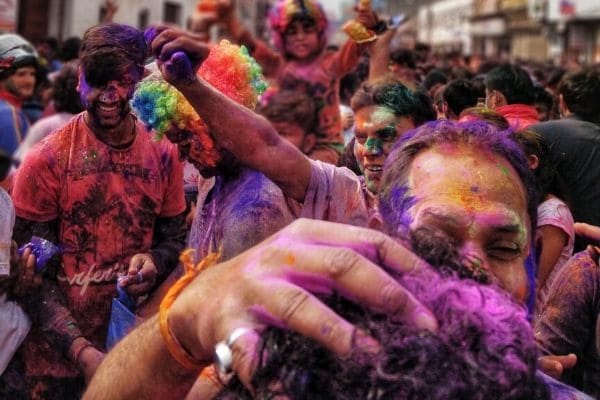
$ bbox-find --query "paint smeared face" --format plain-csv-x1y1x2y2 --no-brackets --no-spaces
405,143,530,302
78,63,141,129
354,105,415,194
5,66,36,99
283,19,320,60
165,128,223,178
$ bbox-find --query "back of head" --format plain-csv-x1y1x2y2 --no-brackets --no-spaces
558,67,600,123
268,0,328,53
258,89,316,134
443,79,478,117
59,36,82,62
390,48,416,70
423,69,448,91
351,77,436,127
485,64,534,105
80,23,147,86
52,63,83,114
0,33,38,80
378,120,538,238
218,268,548,399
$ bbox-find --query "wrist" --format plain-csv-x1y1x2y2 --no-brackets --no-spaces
69,337,93,366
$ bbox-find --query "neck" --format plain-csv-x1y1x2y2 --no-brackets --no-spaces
0,89,23,108
85,112,136,148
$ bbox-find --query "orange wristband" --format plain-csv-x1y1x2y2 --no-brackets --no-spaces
159,249,220,370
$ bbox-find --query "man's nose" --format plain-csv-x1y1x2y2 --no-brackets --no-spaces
99,85,118,102
459,243,493,280
364,137,383,156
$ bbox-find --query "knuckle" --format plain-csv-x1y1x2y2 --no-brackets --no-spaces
279,290,311,326
378,280,409,315
325,248,360,278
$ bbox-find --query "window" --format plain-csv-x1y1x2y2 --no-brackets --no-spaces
139,8,150,31
164,2,181,25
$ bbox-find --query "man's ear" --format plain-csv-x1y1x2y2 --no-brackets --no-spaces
493,90,508,108
77,64,83,92
301,133,317,154
528,154,539,170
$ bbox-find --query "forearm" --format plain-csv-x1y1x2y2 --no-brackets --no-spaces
151,212,187,281
176,77,311,201
84,315,201,400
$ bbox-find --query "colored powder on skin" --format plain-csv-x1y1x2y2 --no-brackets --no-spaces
499,165,511,177
131,40,267,167
370,107,395,126
364,137,383,154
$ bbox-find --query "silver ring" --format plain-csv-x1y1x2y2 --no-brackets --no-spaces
214,327,252,374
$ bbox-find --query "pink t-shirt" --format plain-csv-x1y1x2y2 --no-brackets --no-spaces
12,113,185,340
537,197,575,302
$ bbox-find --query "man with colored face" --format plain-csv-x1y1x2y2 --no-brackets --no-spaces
9,24,187,399
0,33,38,157
350,79,435,219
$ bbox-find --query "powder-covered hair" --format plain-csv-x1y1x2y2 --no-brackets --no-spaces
217,260,548,399
378,120,538,240
350,77,436,127
79,23,147,87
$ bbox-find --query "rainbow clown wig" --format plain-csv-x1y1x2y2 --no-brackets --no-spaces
131,40,267,167
268,0,329,54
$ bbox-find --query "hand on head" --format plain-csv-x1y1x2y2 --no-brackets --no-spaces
166,218,437,390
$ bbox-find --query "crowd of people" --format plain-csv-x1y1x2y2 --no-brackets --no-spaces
0,0,599,398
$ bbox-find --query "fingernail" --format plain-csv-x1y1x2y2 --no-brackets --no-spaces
353,329,381,354
414,309,438,333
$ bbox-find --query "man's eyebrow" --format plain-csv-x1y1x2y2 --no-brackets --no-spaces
493,224,521,234
375,124,396,136
421,209,468,227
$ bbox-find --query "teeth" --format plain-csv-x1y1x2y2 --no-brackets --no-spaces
99,104,117,112
368,166,382,172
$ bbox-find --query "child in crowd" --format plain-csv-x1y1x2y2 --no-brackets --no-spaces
258,90,317,155
194,0,381,164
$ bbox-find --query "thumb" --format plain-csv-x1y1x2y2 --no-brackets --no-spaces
166,51,194,81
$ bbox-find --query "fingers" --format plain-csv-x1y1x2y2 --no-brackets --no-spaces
148,27,210,64
227,327,262,391
260,243,437,332
249,281,379,358
284,219,429,274
120,254,157,295
538,354,577,379
574,222,600,242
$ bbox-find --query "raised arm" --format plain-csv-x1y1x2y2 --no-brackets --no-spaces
147,26,312,202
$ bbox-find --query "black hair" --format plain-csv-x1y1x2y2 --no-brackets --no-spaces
485,64,535,105
443,79,479,117
558,67,600,124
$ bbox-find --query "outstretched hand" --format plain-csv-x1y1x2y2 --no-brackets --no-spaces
167,218,437,390
574,222,600,261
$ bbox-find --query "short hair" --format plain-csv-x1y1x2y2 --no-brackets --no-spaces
458,106,510,130
423,69,448,91
79,23,147,87
485,64,535,105
350,78,435,127
258,90,317,134
58,36,82,62
512,129,567,203
532,85,554,110
558,67,600,123
443,79,478,117
390,48,416,69
218,267,549,399
52,63,83,114
378,120,538,239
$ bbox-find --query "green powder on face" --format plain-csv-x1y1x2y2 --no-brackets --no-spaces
499,165,510,177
